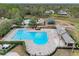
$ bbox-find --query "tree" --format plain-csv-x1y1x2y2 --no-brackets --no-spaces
68,7,79,18
0,19,13,37
28,17,37,29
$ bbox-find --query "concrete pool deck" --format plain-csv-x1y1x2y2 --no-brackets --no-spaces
25,29,60,55
2,28,64,56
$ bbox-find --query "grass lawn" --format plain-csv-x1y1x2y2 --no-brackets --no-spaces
52,16,79,41
53,49,79,56
72,50,79,56
53,49,72,56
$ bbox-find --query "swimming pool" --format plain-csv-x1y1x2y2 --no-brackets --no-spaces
12,29,48,45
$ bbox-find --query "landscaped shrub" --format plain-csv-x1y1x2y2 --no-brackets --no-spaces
15,18,23,25
0,18,23,37
28,16,37,28
0,41,25,55
0,41,25,45
0,50,5,55
4,44,16,54
0,20,13,37
28,19,37,28
24,18,31,20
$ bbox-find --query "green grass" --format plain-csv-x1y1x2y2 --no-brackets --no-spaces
52,16,79,48
0,41,25,55
53,16,79,31
73,23,79,31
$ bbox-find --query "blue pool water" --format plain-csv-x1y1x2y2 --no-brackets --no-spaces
12,29,48,45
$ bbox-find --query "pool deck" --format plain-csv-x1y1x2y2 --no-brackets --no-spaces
25,29,60,55
2,28,17,41
2,28,65,56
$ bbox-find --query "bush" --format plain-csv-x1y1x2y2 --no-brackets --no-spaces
28,19,37,28
14,18,23,25
28,16,37,28
0,18,24,37
0,41,25,45
0,41,25,55
0,20,13,37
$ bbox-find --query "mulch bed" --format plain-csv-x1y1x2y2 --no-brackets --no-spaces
0,36,2,40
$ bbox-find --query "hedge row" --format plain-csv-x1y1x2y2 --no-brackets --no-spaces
0,41,25,45
0,41,25,55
